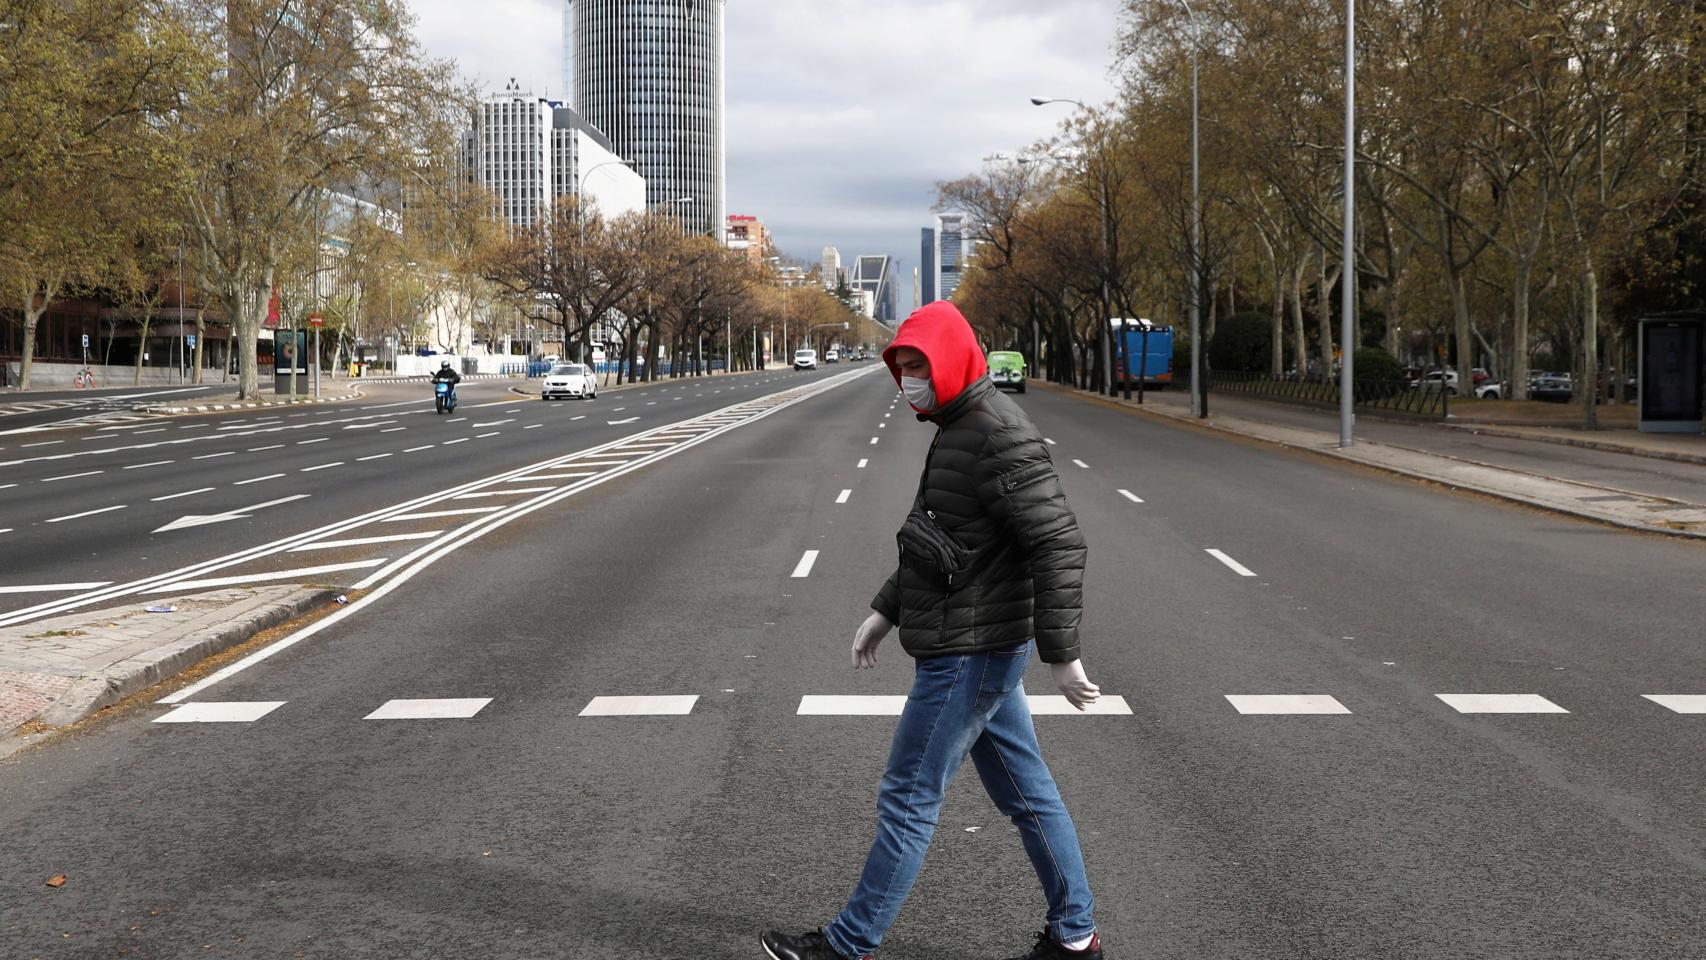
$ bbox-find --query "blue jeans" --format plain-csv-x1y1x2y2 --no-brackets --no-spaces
822,642,1097,959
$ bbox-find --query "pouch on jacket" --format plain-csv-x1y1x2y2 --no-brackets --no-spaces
896,502,983,588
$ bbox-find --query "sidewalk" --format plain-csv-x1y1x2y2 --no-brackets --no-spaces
1045,382,1706,540
0,585,336,756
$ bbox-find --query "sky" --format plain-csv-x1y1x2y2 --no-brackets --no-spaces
407,0,1125,314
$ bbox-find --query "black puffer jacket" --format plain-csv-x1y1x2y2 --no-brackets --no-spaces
871,306,1087,664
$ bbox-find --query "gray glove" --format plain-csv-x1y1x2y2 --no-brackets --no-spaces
851,611,893,669
1050,659,1101,710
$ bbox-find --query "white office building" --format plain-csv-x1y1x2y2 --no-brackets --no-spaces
821,246,842,289
934,213,976,301
469,83,645,232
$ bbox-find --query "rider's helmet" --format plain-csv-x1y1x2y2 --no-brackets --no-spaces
440,359,452,369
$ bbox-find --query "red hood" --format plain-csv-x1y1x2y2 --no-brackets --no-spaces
883,301,987,413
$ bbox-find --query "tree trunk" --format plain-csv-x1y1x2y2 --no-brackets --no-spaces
18,297,43,391
1510,261,1532,400
1581,259,1599,428
1291,256,1309,377
133,306,155,385
1316,247,1336,377
1448,269,1472,396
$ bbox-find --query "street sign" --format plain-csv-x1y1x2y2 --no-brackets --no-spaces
186,335,196,349
307,312,327,328
81,334,89,349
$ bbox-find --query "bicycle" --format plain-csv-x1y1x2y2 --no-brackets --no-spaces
74,367,98,389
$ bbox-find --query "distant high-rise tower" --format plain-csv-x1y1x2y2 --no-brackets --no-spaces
919,227,937,304
821,246,842,289
569,0,726,240
935,213,973,300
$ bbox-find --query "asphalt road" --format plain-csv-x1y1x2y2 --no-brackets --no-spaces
3,369,1704,959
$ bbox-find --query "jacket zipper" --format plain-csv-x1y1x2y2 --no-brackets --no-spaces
920,431,951,648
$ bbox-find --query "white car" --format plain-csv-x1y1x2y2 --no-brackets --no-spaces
794,348,817,371
824,348,839,363
542,362,597,400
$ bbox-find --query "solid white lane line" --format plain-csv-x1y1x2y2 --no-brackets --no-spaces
1225,695,1351,715
357,453,393,462
151,487,216,502
42,470,104,482
234,473,285,485
288,531,443,552
1026,695,1135,715
791,550,820,578
124,460,175,470
442,438,469,445
857,459,869,469
798,695,907,716
579,695,698,717
454,487,555,499
0,582,115,594
836,489,852,504
1435,694,1568,714
404,445,435,452
152,559,388,591
153,702,285,724
383,506,504,522
1118,489,1144,504
301,462,344,472
249,445,284,451
46,504,126,523
1072,459,1089,469
568,459,632,467
297,438,327,445
366,698,492,720
193,451,234,460
1643,695,1706,714
1205,549,1257,577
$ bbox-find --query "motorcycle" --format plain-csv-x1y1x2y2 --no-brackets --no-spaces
434,379,458,414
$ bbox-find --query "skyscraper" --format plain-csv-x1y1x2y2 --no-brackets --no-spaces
851,255,896,323
568,0,726,240
919,227,937,304
935,213,974,301
467,84,644,232
821,246,842,290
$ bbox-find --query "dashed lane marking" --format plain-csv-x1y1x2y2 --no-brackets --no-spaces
124,460,175,470
234,473,285,485
1206,549,1257,577
1643,695,1706,714
1118,489,1144,504
1027,695,1135,715
579,695,698,716
357,453,393,462
857,459,868,469
301,462,344,472
1225,695,1351,715
193,451,234,460
1436,694,1569,714
153,702,286,723
1044,438,1056,445
151,487,216,502
365,698,492,720
836,489,852,504
46,504,126,523
870,437,879,445
403,445,435,453
791,550,820,578
1072,459,1089,469
42,470,104,482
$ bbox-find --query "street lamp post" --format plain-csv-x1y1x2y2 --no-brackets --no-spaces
1339,0,1356,447
1031,98,1125,400
1176,0,1206,418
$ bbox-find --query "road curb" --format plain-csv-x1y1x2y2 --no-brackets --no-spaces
1,586,337,755
1040,381,1706,541
137,389,363,415
1443,423,1706,466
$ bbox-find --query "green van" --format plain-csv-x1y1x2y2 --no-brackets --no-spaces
987,351,1027,393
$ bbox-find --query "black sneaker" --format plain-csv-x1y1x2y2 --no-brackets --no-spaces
761,928,866,960
1002,928,1104,960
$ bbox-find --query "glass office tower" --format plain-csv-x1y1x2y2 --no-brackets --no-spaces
568,0,726,240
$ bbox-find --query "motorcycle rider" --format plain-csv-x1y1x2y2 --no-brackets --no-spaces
431,359,462,386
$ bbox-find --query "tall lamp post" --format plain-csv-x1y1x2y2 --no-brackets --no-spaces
1338,0,1356,447
1031,97,1125,400
1176,0,1206,417
765,255,790,368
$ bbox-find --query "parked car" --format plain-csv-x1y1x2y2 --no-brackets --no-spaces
1411,369,1460,395
987,350,1028,393
1475,380,1505,400
825,348,840,363
793,348,818,371
1529,375,1574,403
541,362,597,400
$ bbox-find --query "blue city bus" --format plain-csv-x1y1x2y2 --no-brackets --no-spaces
1116,322,1174,386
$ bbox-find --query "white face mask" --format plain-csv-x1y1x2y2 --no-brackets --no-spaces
900,375,936,410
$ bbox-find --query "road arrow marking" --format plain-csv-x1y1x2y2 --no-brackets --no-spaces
154,494,311,533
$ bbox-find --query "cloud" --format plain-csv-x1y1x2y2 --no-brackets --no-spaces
406,0,1124,312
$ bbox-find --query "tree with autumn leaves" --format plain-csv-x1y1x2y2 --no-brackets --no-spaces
948,0,1704,424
